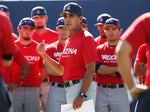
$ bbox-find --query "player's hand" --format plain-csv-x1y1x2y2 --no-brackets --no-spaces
130,84,148,100
36,40,45,56
7,82,18,91
73,94,84,110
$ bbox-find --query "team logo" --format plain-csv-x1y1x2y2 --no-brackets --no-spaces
0,8,4,11
63,48,77,55
66,5,71,10
99,18,103,22
36,10,41,14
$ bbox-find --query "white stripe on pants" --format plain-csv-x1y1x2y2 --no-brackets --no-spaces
12,87,40,112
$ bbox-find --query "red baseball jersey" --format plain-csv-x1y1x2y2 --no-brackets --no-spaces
3,45,27,84
46,41,65,83
32,28,59,46
95,36,106,47
0,11,15,75
120,12,150,86
135,43,149,84
12,40,44,87
96,42,123,85
59,29,98,81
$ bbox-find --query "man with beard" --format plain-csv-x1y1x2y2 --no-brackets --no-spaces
94,13,111,47
95,18,129,112
11,17,45,112
31,6,59,111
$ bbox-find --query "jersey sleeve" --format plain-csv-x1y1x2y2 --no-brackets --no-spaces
120,13,150,52
1,14,15,55
82,36,98,65
135,44,147,63
96,46,103,63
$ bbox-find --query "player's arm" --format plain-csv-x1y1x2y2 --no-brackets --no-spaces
96,64,118,76
116,40,148,99
134,62,146,76
44,63,60,76
73,62,95,110
36,41,64,76
20,61,30,79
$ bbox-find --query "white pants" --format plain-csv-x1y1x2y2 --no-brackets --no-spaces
12,87,40,112
95,84,130,112
65,80,96,106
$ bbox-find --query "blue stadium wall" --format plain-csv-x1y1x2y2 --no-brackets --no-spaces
1,0,150,38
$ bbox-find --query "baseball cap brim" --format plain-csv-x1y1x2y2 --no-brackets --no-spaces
60,11,78,16
56,25,65,28
94,23,103,26
32,14,47,18
104,24,119,29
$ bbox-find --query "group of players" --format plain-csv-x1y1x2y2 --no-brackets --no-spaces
0,2,150,112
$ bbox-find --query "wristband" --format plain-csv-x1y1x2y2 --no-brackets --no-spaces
129,86,136,93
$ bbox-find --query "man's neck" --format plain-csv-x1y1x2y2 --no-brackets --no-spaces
19,38,32,46
108,40,119,46
69,26,82,37
35,27,47,35
59,38,67,44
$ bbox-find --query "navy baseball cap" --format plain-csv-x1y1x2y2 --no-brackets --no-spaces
18,17,35,28
95,13,111,26
104,18,120,29
60,2,82,16
56,17,64,28
31,6,47,18
0,5,9,13
82,17,87,25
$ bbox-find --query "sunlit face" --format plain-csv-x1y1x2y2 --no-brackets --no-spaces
63,13,82,31
32,16,47,29
104,25,122,42
56,26,69,40
18,26,35,41
97,24,106,38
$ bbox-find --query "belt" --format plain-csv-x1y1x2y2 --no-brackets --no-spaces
64,80,80,88
51,82,64,88
97,83,124,89
43,78,49,82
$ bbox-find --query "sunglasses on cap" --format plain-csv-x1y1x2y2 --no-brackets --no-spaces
19,20,35,28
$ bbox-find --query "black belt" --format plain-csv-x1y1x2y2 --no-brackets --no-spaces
43,78,49,82
97,83,124,89
51,82,64,88
64,80,80,88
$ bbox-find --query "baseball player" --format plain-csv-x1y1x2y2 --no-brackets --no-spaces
134,43,148,84
11,17,45,112
0,11,15,112
95,18,130,112
82,16,88,31
36,2,98,110
31,6,59,111
116,12,150,112
94,13,111,46
45,17,69,112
